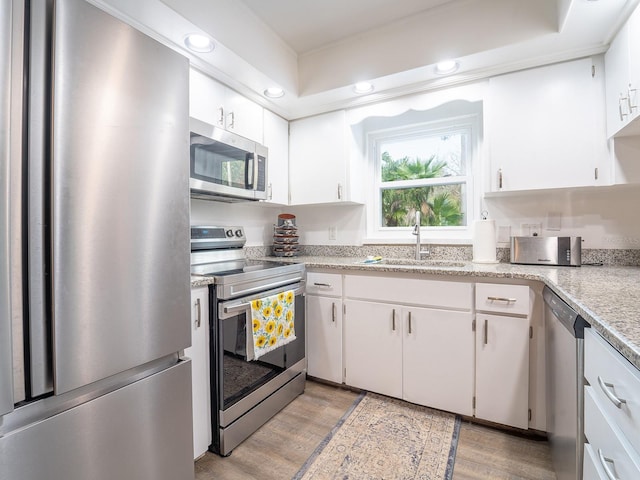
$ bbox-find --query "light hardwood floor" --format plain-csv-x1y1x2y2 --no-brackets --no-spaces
195,380,556,480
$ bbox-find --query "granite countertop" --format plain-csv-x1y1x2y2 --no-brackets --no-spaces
191,256,640,370
264,256,640,371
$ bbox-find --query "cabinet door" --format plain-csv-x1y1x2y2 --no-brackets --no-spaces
189,69,263,143
488,58,608,191
605,22,631,137
225,89,263,143
402,307,474,416
263,109,289,205
628,7,640,124
289,110,348,205
475,313,530,429
306,295,343,383
343,300,402,398
189,68,225,128
184,287,211,459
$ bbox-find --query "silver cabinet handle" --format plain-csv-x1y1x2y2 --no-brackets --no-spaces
227,111,235,129
268,183,273,200
628,84,637,112
597,449,620,480
195,298,201,328
313,282,332,288
484,319,488,345
498,168,503,190
217,107,225,126
487,296,516,303
337,183,343,200
331,302,336,323
408,311,412,334
392,309,396,331
597,376,627,408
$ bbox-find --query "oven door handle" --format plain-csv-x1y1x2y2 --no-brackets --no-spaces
219,283,305,319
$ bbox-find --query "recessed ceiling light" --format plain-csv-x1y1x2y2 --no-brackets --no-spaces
434,60,459,75
184,34,214,53
264,87,285,98
353,82,374,94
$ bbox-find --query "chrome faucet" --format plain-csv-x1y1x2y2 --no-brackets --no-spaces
412,211,430,260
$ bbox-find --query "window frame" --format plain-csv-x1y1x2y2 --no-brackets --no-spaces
365,114,481,243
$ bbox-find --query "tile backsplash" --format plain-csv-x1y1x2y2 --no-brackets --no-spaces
246,244,640,266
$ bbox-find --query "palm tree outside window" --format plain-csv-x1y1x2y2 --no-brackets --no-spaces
376,126,471,229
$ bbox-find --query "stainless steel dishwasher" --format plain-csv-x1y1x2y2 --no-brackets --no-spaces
544,286,590,480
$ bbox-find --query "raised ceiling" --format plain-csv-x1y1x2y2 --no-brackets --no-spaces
239,0,458,55
98,0,640,119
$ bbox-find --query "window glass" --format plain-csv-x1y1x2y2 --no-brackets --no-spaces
375,126,471,230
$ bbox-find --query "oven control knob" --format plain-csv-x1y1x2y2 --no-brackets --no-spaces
225,229,234,238
235,229,243,238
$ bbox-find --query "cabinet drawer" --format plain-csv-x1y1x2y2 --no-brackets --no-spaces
584,442,607,480
306,272,342,296
584,385,640,479
585,329,640,455
344,275,472,310
475,283,529,316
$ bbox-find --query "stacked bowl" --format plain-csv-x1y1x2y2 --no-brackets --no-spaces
273,213,299,257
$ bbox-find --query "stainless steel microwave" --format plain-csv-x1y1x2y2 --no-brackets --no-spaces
189,118,268,202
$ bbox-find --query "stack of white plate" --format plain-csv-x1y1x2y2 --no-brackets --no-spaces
273,213,299,257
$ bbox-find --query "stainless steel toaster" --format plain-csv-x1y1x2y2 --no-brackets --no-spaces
510,236,582,266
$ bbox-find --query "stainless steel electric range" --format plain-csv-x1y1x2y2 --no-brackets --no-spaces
190,226,306,456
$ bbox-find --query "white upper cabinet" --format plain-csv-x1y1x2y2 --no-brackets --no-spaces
487,57,610,193
262,109,289,205
605,5,640,137
289,110,362,205
189,68,263,143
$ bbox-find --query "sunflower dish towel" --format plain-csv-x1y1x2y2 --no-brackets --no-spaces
249,290,296,361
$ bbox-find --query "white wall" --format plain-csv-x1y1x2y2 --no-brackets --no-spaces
190,199,282,246
484,185,640,249
286,204,366,246
192,184,640,250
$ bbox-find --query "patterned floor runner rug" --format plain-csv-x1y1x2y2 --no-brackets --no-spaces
293,391,461,480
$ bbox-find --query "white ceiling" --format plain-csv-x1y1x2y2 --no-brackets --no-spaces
97,0,640,119
238,0,457,55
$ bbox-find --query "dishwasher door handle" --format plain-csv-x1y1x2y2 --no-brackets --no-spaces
597,376,627,408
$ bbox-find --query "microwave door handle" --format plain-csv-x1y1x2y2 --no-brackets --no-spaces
245,153,254,189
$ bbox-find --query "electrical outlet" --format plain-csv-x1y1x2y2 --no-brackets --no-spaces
328,226,337,241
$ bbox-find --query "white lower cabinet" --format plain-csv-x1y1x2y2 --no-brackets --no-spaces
475,283,531,429
306,295,343,384
185,287,211,460
402,306,475,416
584,385,640,479
309,272,534,429
584,328,640,479
475,312,530,429
343,300,403,398
306,272,344,384
343,300,474,415
342,275,475,416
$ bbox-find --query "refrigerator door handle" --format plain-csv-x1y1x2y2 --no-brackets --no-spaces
0,0,14,416
27,0,53,398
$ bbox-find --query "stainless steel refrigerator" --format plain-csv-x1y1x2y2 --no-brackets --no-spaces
0,0,193,478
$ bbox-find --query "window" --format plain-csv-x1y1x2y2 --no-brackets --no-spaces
367,114,479,241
